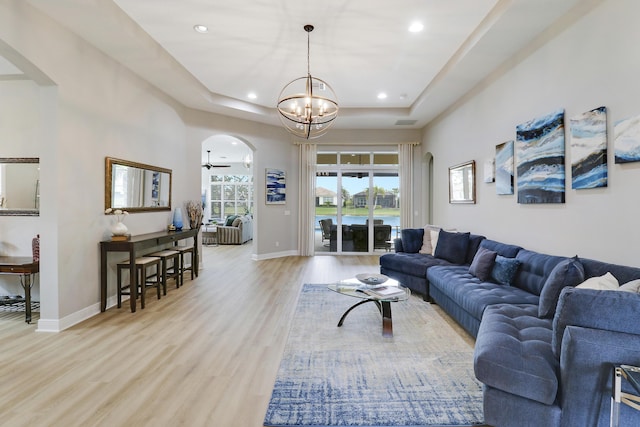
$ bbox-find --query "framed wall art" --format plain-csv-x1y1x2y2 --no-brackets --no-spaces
614,113,640,164
449,160,476,204
570,106,607,189
495,141,514,195
516,109,566,204
266,168,286,204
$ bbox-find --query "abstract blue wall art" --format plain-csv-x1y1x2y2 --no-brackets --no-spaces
266,168,286,204
614,114,640,164
570,106,607,189
495,140,514,195
516,109,566,204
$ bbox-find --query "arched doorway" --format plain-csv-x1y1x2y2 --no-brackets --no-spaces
201,135,255,242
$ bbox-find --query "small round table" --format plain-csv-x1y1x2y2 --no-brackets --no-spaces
328,276,409,337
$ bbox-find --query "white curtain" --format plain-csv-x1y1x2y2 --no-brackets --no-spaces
298,143,317,256
398,143,415,229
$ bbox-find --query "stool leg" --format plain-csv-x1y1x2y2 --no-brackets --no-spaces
156,262,161,300
139,265,146,309
176,255,182,288
161,258,168,296
117,265,123,308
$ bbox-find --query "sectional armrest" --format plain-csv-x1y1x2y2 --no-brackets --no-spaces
552,287,640,358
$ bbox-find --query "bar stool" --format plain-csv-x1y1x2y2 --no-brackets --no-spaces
176,245,195,283
148,249,181,293
117,256,161,310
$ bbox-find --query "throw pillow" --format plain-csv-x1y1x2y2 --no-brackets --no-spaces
468,247,498,281
618,279,640,293
491,255,521,286
538,256,584,319
419,225,440,254
400,228,424,253
433,230,471,265
576,272,619,290
225,215,238,226
232,217,242,227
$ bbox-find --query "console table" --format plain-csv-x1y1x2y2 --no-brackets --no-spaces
100,229,199,313
0,256,39,323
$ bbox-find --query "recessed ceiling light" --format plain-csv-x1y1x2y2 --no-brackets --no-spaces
248,92,257,100
408,22,424,33
193,25,209,34
377,92,388,100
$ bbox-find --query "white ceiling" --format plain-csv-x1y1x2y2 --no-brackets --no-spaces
11,0,588,161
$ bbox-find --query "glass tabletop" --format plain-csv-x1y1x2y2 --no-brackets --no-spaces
328,277,410,302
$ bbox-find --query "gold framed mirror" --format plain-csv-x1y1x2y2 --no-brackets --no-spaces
105,157,172,213
449,160,476,204
0,157,40,216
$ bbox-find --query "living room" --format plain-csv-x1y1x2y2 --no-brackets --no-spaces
1,0,640,425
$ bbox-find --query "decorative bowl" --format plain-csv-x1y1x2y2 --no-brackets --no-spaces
355,273,388,286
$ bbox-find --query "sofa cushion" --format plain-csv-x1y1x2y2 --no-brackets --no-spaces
491,255,521,286
419,225,440,254
552,287,640,358
514,250,568,296
538,256,584,318
427,265,539,320
618,279,640,293
232,217,242,227
576,272,619,290
434,230,470,264
400,228,424,253
464,234,486,265
379,252,453,278
474,304,558,406
469,246,497,281
479,239,522,258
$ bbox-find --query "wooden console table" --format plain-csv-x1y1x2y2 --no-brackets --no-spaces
0,256,39,323
100,229,199,313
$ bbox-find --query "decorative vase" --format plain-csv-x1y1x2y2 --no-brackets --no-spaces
173,208,183,231
111,221,128,236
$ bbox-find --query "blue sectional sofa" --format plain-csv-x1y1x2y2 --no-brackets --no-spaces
379,228,640,427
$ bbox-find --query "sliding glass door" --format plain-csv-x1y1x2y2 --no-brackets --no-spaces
315,151,399,254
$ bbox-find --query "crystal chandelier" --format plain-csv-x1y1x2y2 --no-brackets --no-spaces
276,25,338,139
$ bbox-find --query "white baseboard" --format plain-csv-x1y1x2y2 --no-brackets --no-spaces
252,249,298,260
36,295,122,332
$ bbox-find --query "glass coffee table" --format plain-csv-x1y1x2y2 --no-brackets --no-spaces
328,276,409,337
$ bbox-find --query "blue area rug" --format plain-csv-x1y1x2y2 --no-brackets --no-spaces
264,284,484,427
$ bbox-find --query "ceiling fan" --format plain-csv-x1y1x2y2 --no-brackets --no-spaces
202,150,230,169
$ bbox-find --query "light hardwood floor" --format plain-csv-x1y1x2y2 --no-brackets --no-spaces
0,244,384,427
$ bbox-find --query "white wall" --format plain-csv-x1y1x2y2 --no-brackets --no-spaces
422,0,640,266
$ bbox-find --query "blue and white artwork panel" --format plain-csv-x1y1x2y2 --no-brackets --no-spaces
516,109,566,204
570,106,607,189
614,114,640,164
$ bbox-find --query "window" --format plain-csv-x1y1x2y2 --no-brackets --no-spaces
210,174,253,220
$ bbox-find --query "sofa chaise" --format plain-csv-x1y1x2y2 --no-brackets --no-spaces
379,227,640,427
217,214,253,244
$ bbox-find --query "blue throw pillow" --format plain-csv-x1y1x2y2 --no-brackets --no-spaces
434,230,470,265
468,247,498,281
491,255,521,285
400,228,424,253
538,256,584,318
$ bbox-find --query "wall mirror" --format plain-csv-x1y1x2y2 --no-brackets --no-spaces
0,157,39,216
449,160,476,204
105,157,171,213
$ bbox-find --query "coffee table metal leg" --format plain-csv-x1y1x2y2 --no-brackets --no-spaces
336,299,394,337
381,301,392,337
337,299,374,327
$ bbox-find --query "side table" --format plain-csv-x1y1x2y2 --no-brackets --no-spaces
611,364,640,427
